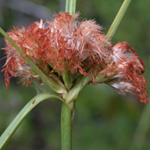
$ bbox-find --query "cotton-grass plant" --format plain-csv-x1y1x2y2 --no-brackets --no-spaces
0,0,148,150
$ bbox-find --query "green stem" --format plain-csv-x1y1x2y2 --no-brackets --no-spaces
65,75,92,105
63,70,73,90
65,0,76,15
64,0,77,89
70,0,76,15
106,0,132,41
0,93,63,150
65,0,70,13
61,75,92,150
0,28,67,94
129,101,150,150
63,62,73,90
61,103,72,150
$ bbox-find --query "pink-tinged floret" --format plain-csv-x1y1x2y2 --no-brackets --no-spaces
3,12,110,86
97,42,148,103
3,12,148,103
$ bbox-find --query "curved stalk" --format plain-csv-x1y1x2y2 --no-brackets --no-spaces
106,0,132,41
0,93,63,150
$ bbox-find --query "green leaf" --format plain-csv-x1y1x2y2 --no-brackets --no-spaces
106,0,132,41
0,93,64,150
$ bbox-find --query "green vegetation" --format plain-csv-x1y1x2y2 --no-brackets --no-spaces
0,0,150,149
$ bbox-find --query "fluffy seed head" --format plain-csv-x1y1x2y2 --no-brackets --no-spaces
2,12,148,103
97,42,148,103
3,12,110,86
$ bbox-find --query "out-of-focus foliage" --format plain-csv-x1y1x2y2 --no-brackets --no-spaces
0,0,150,150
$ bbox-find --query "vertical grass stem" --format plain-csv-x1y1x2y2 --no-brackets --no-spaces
106,0,132,41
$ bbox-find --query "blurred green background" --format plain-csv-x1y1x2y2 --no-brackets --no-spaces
0,0,150,150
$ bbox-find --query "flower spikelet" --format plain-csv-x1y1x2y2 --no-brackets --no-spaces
3,12,110,87
97,42,148,103
2,12,148,103
3,21,45,87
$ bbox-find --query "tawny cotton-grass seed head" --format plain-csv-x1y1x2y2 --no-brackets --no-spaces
95,42,148,103
3,12,110,87
2,12,148,103
3,20,46,87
